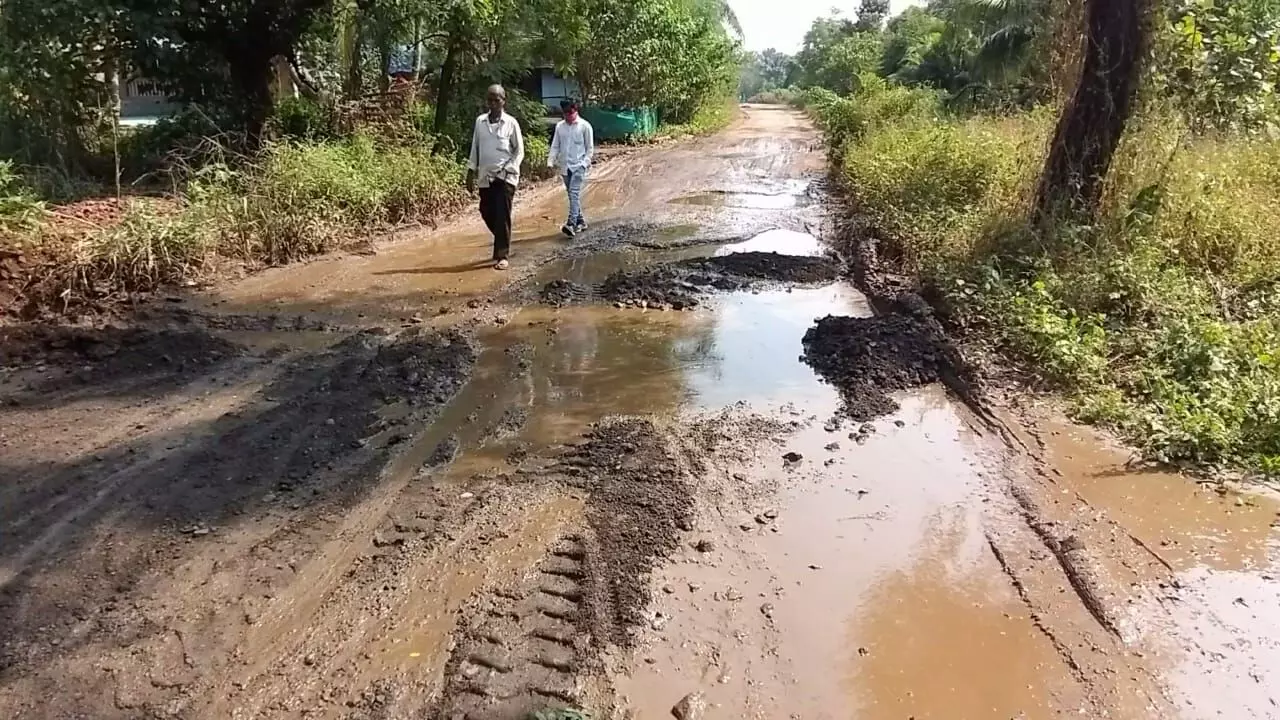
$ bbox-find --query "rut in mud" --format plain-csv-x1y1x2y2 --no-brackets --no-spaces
0,327,476,717
428,416,728,719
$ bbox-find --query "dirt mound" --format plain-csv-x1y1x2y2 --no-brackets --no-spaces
1,325,243,404
801,314,966,420
587,251,839,309
565,417,693,644
700,252,837,283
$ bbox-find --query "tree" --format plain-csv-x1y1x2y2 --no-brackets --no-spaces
881,7,946,79
128,0,333,143
855,0,891,32
1034,0,1150,220
1163,0,1280,131
739,48,793,99
577,0,738,120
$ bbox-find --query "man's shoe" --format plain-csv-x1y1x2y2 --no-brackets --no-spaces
494,258,510,270
560,223,575,238
575,220,589,233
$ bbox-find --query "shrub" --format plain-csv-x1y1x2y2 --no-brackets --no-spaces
0,160,45,233
523,133,553,181
822,91,1280,476
201,134,467,265
272,97,336,141
747,88,799,104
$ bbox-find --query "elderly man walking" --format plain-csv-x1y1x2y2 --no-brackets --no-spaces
467,84,525,270
548,100,595,238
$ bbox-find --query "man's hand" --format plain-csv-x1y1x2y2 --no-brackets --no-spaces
465,170,476,195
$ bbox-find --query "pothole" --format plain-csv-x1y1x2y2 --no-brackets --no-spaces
671,190,811,210
716,229,823,257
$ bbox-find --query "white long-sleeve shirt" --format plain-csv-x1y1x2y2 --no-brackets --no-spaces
468,112,525,188
547,118,594,175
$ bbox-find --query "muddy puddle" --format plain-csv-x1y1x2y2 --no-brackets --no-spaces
671,190,811,210
1034,419,1280,718
371,226,1096,718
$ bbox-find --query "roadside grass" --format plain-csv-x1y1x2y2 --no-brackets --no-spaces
3,134,468,313
806,84,1280,477
660,96,740,138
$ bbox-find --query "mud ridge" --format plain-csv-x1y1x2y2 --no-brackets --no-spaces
541,252,840,310
428,416,702,719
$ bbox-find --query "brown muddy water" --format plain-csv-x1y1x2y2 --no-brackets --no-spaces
377,227,1092,718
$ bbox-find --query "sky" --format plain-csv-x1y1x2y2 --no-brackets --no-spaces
731,0,924,53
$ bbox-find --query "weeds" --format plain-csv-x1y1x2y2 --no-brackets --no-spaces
3,134,468,311
0,161,46,233
812,81,1280,477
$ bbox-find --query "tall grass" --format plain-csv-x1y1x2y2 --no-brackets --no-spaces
810,83,1280,477
9,135,468,310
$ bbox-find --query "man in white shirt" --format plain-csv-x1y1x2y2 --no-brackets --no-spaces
467,84,525,270
547,99,594,238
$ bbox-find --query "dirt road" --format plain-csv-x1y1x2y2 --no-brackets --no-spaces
3,106,1279,720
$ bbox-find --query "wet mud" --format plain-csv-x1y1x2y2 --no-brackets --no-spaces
541,251,839,310
0,328,475,717
800,313,968,420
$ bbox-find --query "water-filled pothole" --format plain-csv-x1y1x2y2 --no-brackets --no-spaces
716,228,824,257
671,190,812,210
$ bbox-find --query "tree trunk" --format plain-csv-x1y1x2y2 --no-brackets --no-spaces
344,12,364,99
432,35,460,147
230,52,276,147
378,40,392,93
1034,0,1148,221
411,18,421,81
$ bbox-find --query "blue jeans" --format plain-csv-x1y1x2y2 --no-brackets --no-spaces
562,168,587,227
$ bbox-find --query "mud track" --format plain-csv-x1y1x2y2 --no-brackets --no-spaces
2,104,1273,720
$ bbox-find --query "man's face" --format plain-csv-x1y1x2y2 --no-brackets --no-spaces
486,90,504,114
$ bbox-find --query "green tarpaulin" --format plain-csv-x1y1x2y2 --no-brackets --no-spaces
580,106,658,141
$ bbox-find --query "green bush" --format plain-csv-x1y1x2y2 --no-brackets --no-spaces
821,91,1280,476
0,160,45,232
272,97,336,141
522,133,553,181
746,88,799,104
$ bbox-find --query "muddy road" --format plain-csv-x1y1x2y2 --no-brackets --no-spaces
3,106,1279,720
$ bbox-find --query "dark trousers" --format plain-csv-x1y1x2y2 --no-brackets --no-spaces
479,181,516,260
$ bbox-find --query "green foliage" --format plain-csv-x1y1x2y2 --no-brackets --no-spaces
806,79,943,160
578,0,740,123
273,98,337,141
739,49,794,100
1162,0,1280,131
522,133,553,180
747,88,800,104
0,162,47,233
816,88,1280,475
200,134,467,264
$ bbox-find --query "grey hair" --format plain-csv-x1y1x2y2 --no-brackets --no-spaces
486,84,506,98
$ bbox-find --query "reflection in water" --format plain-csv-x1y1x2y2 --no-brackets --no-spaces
682,284,872,409
715,228,825,258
